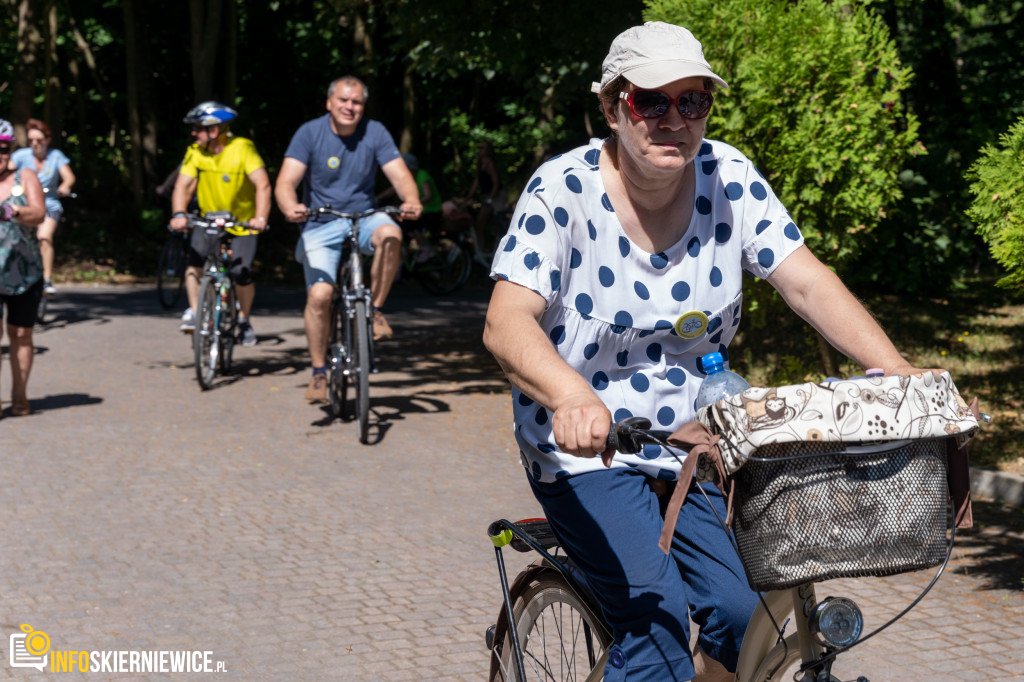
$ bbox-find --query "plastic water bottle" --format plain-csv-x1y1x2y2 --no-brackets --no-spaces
696,352,751,408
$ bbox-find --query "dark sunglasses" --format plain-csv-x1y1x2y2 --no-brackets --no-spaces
0,144,12,153
619,89,714,120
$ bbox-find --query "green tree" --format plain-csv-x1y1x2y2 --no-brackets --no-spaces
645,0,921,375
965,116,1024,288
845,0,1023,294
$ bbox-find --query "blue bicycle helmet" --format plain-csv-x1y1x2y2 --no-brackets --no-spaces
183,101,238,127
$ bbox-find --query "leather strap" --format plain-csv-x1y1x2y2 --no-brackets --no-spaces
659,421,733,553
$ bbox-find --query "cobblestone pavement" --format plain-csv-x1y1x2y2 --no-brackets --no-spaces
2,283,1022,681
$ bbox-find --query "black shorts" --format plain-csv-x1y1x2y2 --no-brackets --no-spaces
0,279,44,328
187,231,258,285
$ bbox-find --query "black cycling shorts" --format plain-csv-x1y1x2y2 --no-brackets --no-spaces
187,231,258,286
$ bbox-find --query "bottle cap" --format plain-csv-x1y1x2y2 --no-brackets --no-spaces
701,352,724,373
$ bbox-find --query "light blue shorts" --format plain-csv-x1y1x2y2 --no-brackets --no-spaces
295,213,397,289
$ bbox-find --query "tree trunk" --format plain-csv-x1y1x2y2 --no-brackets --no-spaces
189,0,224,101
123,0,145,205
399,66,414,153
815,330,840,379
65,54,94,189
43,0,63,134
11,0,43,143
223,0,237,104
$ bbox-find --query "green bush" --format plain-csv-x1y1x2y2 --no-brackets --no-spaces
965,116,1024,289
644,0,922,379
646,0,920,270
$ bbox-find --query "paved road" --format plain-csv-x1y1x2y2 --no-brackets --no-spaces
2,283,1022,680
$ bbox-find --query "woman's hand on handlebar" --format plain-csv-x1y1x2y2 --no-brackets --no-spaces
551,394,614,466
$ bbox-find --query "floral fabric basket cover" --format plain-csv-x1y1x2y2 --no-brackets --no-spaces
695,371,979,476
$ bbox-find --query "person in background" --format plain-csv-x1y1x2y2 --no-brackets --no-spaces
274,75,421,404
483,21,940,681
378,153,442,258
0,118,47,416
10,118,75,296
463,140,507,249
169,101,271,347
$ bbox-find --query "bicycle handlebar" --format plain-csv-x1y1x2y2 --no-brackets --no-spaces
605,418,672,455
167,212,252,234
305,205,406,222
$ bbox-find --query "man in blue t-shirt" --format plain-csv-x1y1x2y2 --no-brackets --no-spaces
275,75,422,404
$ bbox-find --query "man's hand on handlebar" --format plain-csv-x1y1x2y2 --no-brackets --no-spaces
284,204,310,223
398,200,423,221
169,214,190,233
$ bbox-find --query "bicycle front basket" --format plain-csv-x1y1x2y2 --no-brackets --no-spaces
731,437,951,591
695,371,979,592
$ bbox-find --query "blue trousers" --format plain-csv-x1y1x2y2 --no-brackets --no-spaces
529,468,758,681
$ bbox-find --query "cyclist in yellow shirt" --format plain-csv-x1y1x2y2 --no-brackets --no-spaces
169,102,271,346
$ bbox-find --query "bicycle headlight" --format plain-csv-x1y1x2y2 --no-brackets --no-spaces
809,597,863,648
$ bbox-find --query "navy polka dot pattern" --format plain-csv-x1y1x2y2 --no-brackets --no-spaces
491,137,803,483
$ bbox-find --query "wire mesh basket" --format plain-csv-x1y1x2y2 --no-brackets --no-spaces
731,437,950,592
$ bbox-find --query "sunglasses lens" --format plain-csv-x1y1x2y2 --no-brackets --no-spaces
632,90,671,118
0,146,11,153
679,91,713,119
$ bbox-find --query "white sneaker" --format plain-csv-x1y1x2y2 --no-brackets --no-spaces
42,279,57,296
179,307,195,331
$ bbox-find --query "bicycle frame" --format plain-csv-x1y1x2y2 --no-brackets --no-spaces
486,416,968,682
334,219,375,375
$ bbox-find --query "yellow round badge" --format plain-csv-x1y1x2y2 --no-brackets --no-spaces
10,184,24,197
674,311,709,339
327,156,340,169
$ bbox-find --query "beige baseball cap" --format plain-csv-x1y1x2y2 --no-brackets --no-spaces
591,21,728,94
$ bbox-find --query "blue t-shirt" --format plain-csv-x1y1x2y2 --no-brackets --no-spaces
490,138,805,483
11,147,70,213
283,115,401,230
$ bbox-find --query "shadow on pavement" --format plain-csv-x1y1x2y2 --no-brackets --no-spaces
949,498,1024,592
19,392,103,413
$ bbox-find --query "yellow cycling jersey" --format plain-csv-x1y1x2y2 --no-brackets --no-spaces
180,135,265,236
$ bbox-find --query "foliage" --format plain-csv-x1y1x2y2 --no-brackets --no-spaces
644,0,922,374
844,0,1024,295
646,0,920,271
966,116,1024,288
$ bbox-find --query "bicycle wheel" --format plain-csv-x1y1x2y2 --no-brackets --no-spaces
351,298,371,443
157,234,186,310
415,238,472,295
194,275,219,390
218,284,237,374
327,295,349,419
494,573,611,682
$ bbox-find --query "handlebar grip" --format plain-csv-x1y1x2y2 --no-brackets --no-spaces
605,424,621,454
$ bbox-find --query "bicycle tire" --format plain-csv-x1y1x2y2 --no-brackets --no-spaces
218,284,237,374
494,573,611,682
352,298,371,442
157,234,186,310
327,296,349,419
194,275,219,390
415,238,472,295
